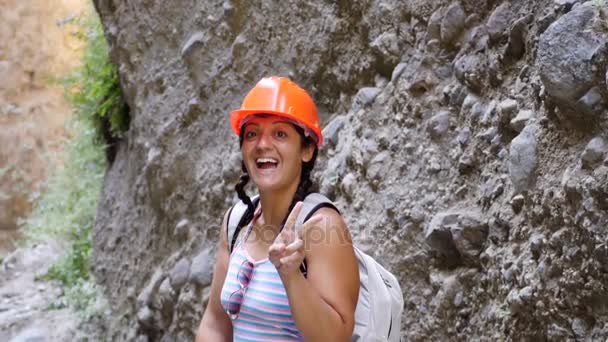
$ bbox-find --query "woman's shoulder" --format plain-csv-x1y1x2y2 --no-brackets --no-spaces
302,206,351,248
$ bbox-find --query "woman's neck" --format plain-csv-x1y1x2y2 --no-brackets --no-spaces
257,180,300,230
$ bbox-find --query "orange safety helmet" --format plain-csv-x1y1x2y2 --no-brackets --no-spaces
230,76,323,147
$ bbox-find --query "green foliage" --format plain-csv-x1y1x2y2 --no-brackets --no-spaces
23,11,119,301
46,278,108,320
60,14,129,142
24,117,105,250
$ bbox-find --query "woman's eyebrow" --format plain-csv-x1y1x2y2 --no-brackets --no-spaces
272,120,290,125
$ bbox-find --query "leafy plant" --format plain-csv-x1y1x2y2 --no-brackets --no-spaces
60,14,130,144
23,10,120,304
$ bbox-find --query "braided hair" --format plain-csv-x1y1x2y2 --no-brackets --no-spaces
234,122,318,232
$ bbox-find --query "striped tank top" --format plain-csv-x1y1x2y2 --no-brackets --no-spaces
220,211,303,341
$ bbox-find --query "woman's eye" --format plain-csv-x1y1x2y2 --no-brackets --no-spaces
276,131,287,138
245,131,257,139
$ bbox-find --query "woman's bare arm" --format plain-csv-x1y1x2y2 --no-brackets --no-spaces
280,207,360,341
195,210,233,342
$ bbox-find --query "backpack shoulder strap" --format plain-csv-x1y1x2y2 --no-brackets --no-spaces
227,195,259,253
295,193,340,277
295,193,340,227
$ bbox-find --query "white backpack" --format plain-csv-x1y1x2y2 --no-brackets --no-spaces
227,193,404,341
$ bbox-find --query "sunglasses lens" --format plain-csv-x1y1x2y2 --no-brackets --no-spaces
226,290,244,318
226,260,255,319
238,261,254,286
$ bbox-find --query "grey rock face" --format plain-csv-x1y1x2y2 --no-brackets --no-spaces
451,211,488,259
322,115,346,147
576,86,605,118
366,151,391,181
340,173,357,198
354,87,382,108
537,3,608,118
454,53,487,92
509,124,538,194
425,212,460,258
91,0,608,340
498,99,518,119
510,109,535,132
427,111,451,139
169,258,190,291
506,16,528,60
425,210,488,261
428,8,443,42
189,249,213,287
581,136,607,168
440,2,466,45
486,3,511,42
391,63,408,83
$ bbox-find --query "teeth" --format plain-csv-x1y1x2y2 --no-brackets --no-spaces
256,157,278,164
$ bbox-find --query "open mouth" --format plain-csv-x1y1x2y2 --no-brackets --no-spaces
255,157,278,170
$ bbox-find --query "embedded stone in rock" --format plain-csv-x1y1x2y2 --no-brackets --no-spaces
440,2,466,45
371,31,400,66
499,98,518,119
506,16,528,60
529,233,544,259
458,152,475,174
391,63,407,83
354,87,381,109
509,124,538,194
456,128,471,147
366,151,391,181
425,212,460,258
427,8,443,42
322,115,346,147
486,2,511,42
454,54,487,92
190,249,213,287
341,173,357,198
451,211,488,259
181,32,206,58
442,83,466,108
581,136,607,169
137,269,164,308
174,219,189,240
576,86,605,119
510,194,525,213
158,277,176,309
510,109,535,132
537,3,607,117
427,111,450,139
169,258,190,291
137,305,156,328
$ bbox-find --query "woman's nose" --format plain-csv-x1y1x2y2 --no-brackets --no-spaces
255,131,271,149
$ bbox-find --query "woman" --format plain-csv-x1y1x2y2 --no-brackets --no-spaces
196,76,360,341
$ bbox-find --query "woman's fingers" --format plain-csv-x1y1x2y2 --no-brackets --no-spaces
282,202,303,237
279,251,305,269
284,238,304,254
268,206,329,274
268,242,285,259
297,215,325,239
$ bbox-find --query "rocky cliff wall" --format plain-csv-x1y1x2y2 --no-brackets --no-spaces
92,0,608,340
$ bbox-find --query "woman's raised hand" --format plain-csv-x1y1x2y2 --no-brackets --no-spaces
268,202,323,276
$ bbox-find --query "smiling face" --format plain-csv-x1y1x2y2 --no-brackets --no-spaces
240,115,314,193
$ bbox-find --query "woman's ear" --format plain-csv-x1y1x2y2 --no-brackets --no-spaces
301,144,315,163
